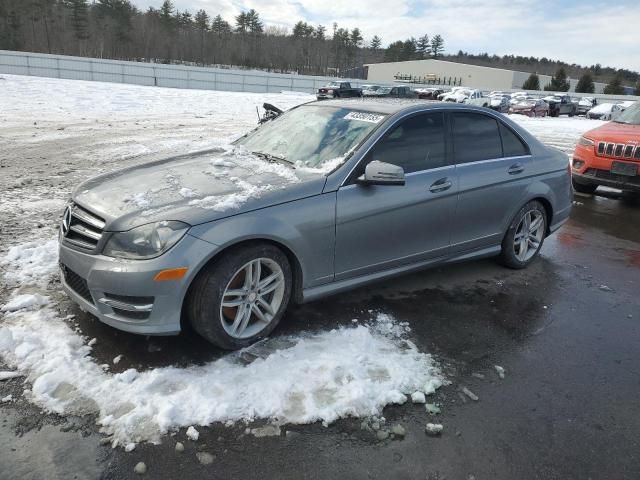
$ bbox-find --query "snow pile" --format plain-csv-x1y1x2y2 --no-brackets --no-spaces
0,301,442,445
1,294,50,312
1,239,59,287
511,115,606,154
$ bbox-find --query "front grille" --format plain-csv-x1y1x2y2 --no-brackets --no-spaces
61,203,106,252
61,265,94,304
596,142,640,160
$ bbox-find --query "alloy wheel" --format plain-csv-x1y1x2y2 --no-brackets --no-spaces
220,258,285,339
513,210,545,262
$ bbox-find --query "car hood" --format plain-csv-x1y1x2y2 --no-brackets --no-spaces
584,122,640,144
72,146,327,232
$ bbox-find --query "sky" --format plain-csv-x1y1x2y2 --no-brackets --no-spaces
134,0,640,72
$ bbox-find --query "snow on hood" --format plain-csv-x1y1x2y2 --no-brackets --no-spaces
588,103,615,114
0,240,444,446
73,145,329,231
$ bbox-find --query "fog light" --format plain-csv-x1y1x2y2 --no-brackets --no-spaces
572,159,585,169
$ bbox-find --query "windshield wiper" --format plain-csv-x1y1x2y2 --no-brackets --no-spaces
251,151,293,166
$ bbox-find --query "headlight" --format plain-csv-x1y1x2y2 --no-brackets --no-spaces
577,136,595,147
103,221,189,260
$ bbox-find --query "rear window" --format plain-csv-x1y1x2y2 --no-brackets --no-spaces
451,112,502,163
499,123,529,157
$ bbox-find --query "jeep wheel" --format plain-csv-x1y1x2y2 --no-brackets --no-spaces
186,243,292,350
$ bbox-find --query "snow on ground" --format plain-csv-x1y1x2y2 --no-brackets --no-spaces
0,74,608,445
509,115,606,154
0,241,443,445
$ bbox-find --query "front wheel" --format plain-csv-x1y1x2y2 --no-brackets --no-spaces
186,243,292,349
498,201,547,269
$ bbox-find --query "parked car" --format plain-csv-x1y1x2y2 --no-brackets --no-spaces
374,85,418,98
442,88,490,106
361,84,383,96
509,92,529,105
586,103,623,120
489,94,511,113
571,101,639,194
415,87,445,100
576,97,598,115
618,101,636,111
317,81,362,100
543,94,577,117
509,98,550,117
437,86,465,100
58,100,571,349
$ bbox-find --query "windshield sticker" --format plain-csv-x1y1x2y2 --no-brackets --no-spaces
344,112,385,124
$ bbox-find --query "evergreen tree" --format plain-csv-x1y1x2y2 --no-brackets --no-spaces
350,28,363,48
603,75,625,95
416,34,430,58
314,25,326,40
234,12,248,33
575,73,595,93
66,0,89,40
635,81,640,96
158,0,175,32
246,9,263,34
544,67,570,91
522,73,540,90
211,14,231,36
430,34,444,57
369,35,382,51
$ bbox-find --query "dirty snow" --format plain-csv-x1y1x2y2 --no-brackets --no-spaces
1,294,50,312
1,240,59,287
0,293,443,445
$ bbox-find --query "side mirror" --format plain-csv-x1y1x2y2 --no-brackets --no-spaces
356,161,405,186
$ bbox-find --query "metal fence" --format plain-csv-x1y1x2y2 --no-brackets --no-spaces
0,50,372,94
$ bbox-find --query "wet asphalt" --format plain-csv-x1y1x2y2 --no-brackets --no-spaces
1,189,639,480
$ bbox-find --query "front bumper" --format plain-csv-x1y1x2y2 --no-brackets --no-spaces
58,233,218,335
573,170,640,192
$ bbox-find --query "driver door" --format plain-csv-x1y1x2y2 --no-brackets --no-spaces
334,112,457,280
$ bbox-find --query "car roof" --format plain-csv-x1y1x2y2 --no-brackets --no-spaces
304,98,485,115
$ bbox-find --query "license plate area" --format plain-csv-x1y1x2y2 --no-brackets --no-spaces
611,161,638,176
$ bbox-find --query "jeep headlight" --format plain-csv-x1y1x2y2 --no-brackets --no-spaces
577,136,594,147
103,221,189,260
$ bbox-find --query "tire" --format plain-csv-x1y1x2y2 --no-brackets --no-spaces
572,178,597,194
186,243,292,350
498,200,547,269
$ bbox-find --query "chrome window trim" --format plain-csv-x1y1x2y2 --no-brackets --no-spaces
338,106,532,187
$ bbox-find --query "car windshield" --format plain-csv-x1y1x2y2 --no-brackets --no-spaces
378,87,392,93
325,82,340,88
613,102,640,125
365,86,381,91
236,105,385,168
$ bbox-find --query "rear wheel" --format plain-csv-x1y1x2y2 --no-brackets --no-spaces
186,243,292,350
572,178,597,194
498,201,547,269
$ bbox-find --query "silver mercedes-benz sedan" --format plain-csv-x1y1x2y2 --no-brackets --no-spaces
58,99,571,349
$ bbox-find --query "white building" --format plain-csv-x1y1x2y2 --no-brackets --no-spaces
364,59,608,93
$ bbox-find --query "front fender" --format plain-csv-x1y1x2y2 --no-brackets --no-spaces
187,192,337,289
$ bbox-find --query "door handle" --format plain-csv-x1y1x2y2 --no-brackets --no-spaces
508,163,525,175
429,178,452,193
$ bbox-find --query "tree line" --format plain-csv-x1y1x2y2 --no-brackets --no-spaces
0,0,446,76
447,50,639,92
1,0,637,92
519,68,639,95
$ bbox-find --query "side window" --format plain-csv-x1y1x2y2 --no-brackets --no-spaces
499,122,529,157
366,112,447,174
451,112,502,164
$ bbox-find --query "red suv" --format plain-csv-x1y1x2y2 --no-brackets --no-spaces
571,101,640,194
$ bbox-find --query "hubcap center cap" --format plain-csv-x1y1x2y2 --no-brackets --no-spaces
248,292,257,303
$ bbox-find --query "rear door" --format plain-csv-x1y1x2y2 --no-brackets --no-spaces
449,111,532,253
334,111,457,280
